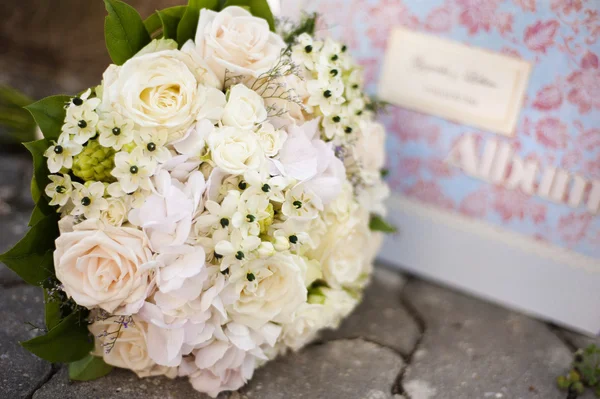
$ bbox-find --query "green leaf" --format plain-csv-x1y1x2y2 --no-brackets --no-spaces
158,9,182,40
369,215,397,233
223,0,275,31
104,0,151,65
0,213,59,285
177,0,219,47
44,289,62,331
69,355,113,381
28,203,48,227
21,311,92,363
144,6,187,38
24,140,51,203
24,96,69,141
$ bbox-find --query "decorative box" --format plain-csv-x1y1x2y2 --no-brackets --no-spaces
281,0,600,334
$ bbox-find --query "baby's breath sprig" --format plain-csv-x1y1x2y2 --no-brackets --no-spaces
93,311,135,354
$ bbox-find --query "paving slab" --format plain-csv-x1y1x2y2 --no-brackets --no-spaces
32,367,220,399
555,328,600,351
401,279,573,399
320,265,421,357
236,339,405,399
0,285,52,398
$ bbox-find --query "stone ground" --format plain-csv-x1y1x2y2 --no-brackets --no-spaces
1,152,598,399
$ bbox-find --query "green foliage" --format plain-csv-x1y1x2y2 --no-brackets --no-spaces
69,355,113,381
222,0,275,31
557,345,600,398
24,95,69,141
0,214,58,286
177,0,219,47
104,0,151,65
365,97,390,115
281,12,318,44
369,215,397,233
144,6,187,39
0,85,36,145
21,311,92,363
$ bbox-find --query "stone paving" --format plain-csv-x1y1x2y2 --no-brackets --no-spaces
1,152,598,399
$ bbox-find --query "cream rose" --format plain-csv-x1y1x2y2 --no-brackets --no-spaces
207,126,263,175
222,84,268,130
223,253,308,329
54,219,153,313
257,122,287,157
101,48,216,134
89,316,177,379
309,208,374,289
101,197,127,227
194,6,285,80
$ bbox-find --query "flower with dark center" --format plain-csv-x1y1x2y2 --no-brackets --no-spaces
238,181,247,190
246,214,256,222
345,127,353,134
330,69,338,76
81,197,91,206
214,253,223,259
54,145,64,154
72,97,83,106
262,184,271,193
147,142,156,152
78,120,88,128
112,127,121,136
341,45,347,52
247,272,255,281
220,218,229,228
235,251,245,260
220,268,229,275
332,116,341,123
289,235,298,244
323,90,332,98
304,45,313,53
331,54,339,61
56,185,66,194
293,200,302,209
129,165,139,174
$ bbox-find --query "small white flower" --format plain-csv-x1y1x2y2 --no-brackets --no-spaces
306,78,345,116
318,38,343,68
63,107,100,145
98,112,135,150
107,181,150,209
322,113,348,140
215,229,262,270
71,182,108,219
291,33,320,70
282,185,323,221
44,174,73,207
135,128,171,163
43,140,83,173
66,89,101,113
231,188,271,236
194,189,241,234
111,149,156,194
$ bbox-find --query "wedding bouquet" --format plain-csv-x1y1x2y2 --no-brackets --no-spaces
1,0,394,396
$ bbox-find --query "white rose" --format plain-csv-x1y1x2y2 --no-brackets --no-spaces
222,253,308,329
101,197,128,227
281,303,325,350
89,316,177,379
257,122,287,157
222,84,268,130
101,49,215,134
54,219,153,313
207,126,263,175
309,208,374,289
354,121,386,183
194,6,285,80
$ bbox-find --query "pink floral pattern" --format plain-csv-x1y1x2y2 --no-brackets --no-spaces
567,52,600,113
524,20,560,53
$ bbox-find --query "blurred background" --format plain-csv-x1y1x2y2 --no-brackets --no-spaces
0,0,181,152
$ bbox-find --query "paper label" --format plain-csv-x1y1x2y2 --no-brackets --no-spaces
378,27,532,136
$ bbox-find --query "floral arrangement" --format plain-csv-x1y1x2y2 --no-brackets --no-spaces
0,0,394,396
